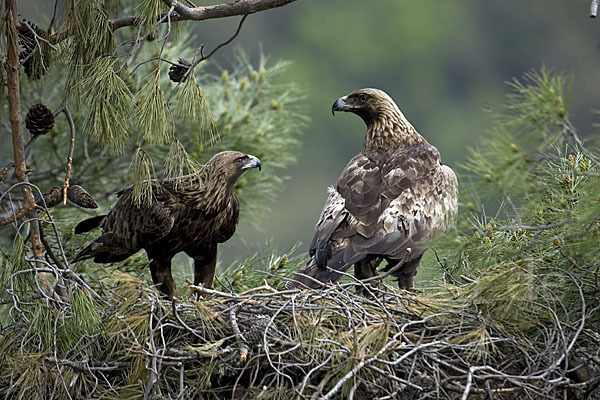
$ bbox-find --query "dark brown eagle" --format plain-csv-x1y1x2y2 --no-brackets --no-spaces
73,150,261,299
292,88,457,290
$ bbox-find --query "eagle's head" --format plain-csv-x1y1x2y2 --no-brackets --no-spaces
206,150,261,183
331,88,399,126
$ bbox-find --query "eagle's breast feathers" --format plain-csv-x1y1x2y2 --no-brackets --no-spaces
311,144,457,266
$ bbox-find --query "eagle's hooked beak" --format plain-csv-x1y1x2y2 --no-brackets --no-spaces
243,155,262,171
332,97,348,115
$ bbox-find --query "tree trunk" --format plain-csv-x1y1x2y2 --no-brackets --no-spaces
4,0,51,293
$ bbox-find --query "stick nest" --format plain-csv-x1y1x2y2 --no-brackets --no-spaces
1,264,597,400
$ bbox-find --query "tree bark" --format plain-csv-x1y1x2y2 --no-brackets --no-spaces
110,0,299,30
4,0,52,293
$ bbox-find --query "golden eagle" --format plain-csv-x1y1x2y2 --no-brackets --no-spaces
73,151,261,299
292,89,457,290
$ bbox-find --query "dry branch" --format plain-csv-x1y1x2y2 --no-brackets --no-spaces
0,162,13,182
110,0,299,31
60,105,76,205
0,184,96,227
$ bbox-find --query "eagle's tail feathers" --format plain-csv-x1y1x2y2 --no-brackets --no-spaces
291,251,366,289
93,252,132,263
314,240,330,270
72,242,95,263
74,215,106,234
72,235,134,264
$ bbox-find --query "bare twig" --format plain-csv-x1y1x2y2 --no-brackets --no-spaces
0,162,13,182
61,105,76,205
118,5,177,74
229,305,249,362
20,20,56,76
0,203,37,226
166,14,248,104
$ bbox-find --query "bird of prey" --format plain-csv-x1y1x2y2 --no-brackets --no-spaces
73,151,261,299
292,88,457,290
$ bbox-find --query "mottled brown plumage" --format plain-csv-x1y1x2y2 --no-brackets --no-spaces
73,151,261,299
292,89,458,290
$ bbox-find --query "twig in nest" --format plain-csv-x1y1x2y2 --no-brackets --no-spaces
238,280,277,296
185,278,240,300
230,305,249,362
45,357,131,372
171,298,207,341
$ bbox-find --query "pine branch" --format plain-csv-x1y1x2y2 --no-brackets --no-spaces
4,0,51,293
110,0,300,31
166,14,248,104
60,105,76,205
0,162,13,182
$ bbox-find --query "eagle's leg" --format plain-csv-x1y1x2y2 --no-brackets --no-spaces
388,254,423,290
354,256,383,294
149,257,177,299
192,247,217,289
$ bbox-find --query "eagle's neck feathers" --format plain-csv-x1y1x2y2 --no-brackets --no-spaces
178,164,236,213
364,104,427,152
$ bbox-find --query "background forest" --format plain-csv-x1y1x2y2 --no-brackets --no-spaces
0,1,599,399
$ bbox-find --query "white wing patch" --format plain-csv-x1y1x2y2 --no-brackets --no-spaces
316,186,346,227
311,160,458,264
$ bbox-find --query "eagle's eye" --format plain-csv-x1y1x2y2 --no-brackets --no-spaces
359,94,367,103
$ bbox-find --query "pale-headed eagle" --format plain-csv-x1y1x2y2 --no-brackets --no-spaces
73,151,261,299
292,89,458,290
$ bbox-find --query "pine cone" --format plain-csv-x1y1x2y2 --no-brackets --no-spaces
18,20,47,80
25,103,55,135
67,185,98,209
168,58,192,83
244,314,270,346
42,186,62,208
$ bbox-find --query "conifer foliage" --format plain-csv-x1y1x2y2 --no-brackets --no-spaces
445,69,599,329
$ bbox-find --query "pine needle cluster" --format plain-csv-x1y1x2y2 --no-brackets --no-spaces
435,68,599,350
79,57,135,153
